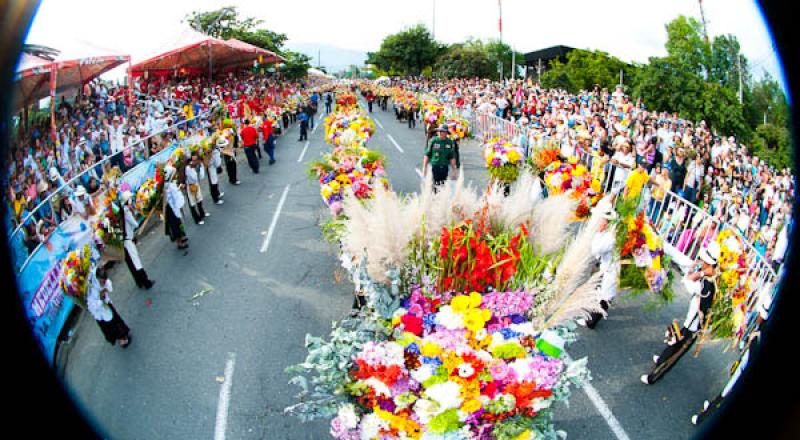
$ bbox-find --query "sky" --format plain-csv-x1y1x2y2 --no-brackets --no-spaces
23,0,786,89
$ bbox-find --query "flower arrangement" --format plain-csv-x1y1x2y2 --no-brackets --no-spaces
484,137,524,184
310,144,388,216
327,290,586,440
336,92,358,108
59,244,94,308
444,116,469,141
616,211,673,304
542,160,591,196
526,145,560,175
324,110,376,148
423,102,444,127
135,178,161,216
623,168,650,200
706,229,748,339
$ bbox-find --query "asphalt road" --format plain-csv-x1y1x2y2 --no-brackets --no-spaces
61,100,736,440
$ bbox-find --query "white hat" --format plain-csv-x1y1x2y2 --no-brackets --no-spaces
37,180,48,194
177,85,184,92
698,242,720,266
112,115,121,122
120,190,133,204
215,137,229,148
49,167,59,181
164,165,177,181
74,185,87,197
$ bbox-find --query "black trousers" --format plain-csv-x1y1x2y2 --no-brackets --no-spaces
432,165,449,187
352,293,366,310
224,155,238,183
694,393,724,424
124,247,153,289
585,299,610,329
209,181,221,203
189,201,206,224
164,206,186,241
646,329,698,384
244,145,259,173
255,141,263,159
325,102,332,114
368,101,373,112
408,112,416,128
96,305,129,345
299,123,308,140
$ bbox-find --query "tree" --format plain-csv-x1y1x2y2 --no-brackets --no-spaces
484,40,524,80
186,6,306,77
750,123,793,171
434,43,494,79
366,24,445,75
540,49,636,93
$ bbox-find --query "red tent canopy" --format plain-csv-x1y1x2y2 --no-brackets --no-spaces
129,32,285,77
13,54,129,109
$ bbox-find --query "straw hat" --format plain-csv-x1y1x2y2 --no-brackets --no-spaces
216,137,229,148
74,185,87,197
37,180,48,194
48,167,59,182
698,241,720,266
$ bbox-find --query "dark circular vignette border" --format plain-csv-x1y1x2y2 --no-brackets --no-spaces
0,1,798,438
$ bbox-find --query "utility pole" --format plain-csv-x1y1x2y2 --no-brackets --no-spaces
737,55,743,104
511,47,515,81
498,0,503,42
698,0,710,44
536,58,543,82
432,0,436,39
620,69,624,88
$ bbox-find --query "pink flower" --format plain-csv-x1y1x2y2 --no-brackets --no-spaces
490,362,510,381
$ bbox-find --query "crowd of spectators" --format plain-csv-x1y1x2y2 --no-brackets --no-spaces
391,77,793,270
6,71,312,254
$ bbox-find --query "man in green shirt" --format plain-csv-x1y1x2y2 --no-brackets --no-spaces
423,126,458,188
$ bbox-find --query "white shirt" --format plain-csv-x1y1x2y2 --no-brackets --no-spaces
123,203,138,240
185,163,205,185
87,278,114,322
208,149,222,185
591,229,619,301
108,124,125,155
165,181,185,218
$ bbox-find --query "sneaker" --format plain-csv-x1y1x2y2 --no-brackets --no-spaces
219,192,225,198
703,400,710,411
576,318,587,327
691,415,699,425
216,200,225,205
146,280,156,290
198,220,205,225
205,212,211,217
640,374,650,385
653,355,660,364
233,181,241,185
269,160,276,165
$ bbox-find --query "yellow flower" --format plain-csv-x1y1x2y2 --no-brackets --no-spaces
421,342,443,358
507,150,521,163
461,399,482,413
463,308,492,333
441,353,464,374
329,181,341,193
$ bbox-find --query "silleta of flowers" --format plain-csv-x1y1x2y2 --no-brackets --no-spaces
135,178,161,216
443,116,470,141
324,110,377,148
59,244,94,308
707,229,748,339
337,92,359,108
287,173,600,439
310,145,389,216
484,137,524,184
331,291,576,440
542,160,591,196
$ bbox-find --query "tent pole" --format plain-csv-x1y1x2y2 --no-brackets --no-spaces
127,57,133,118
208,40,212,83
50,63,57,145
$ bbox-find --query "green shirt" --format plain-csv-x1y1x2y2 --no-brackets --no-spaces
425,137,455,167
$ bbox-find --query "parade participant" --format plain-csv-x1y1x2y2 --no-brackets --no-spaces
70,185,96,220
578,200,619,329
366,90,375,112
325,92,333,114
163,165,189,250
240,119,260,174
88,267,131,348
185,152,210,224
207,139,225,204
221,129,241,185
120,191,155,290
260,117,276,165
407,97,417,129
422,125,457,188
641,242,720,385
690,286,771,425
298,107,309,141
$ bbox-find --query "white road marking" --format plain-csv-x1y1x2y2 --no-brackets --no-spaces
259,184,291,253
214,352,237,440
374,118,384,130
387,134,404,153
297,141,310,163
564,352,631,440
319,111,325,121
415,167,423,178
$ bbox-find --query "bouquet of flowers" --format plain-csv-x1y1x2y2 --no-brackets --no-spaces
616,211,672,303
59,244,94,308
542,160,591,196
526,145,560,175
484,137,525,184
705,229,748,339
423,102,444,127
324,110,376,148
715,229,746,292
311,146,388,216
336,92,358,108
328,289,584,440
135,178,161,216
444,116,469,141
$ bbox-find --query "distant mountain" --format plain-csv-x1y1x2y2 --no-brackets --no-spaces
284,42,367,73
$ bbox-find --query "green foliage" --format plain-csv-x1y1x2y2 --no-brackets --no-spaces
541,49,635,93
488,163,520,183
709,289,733,339
750,123,794,171
366,24,445,75
434,43,495,79
281,51,312,80
320,216,347,244
483,39,525,81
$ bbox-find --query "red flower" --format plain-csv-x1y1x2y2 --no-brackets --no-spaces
400,314,424,336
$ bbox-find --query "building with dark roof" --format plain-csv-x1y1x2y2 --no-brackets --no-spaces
523,45,575,78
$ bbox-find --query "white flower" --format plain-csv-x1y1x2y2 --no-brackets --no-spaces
509,322,535,336
435,305,465,330
359,413,388,440
410,364,435,384
392,307,408,321
425,381,463,412
532,397,552,412
363,378,392,397
508,358,533,380
457,363,475,378
336,404,358,429
412,398,440,425
475,349,494,364
475,328,488,341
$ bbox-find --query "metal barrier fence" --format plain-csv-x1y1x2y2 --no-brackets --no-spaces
9,110,211,272
452,104,779,347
